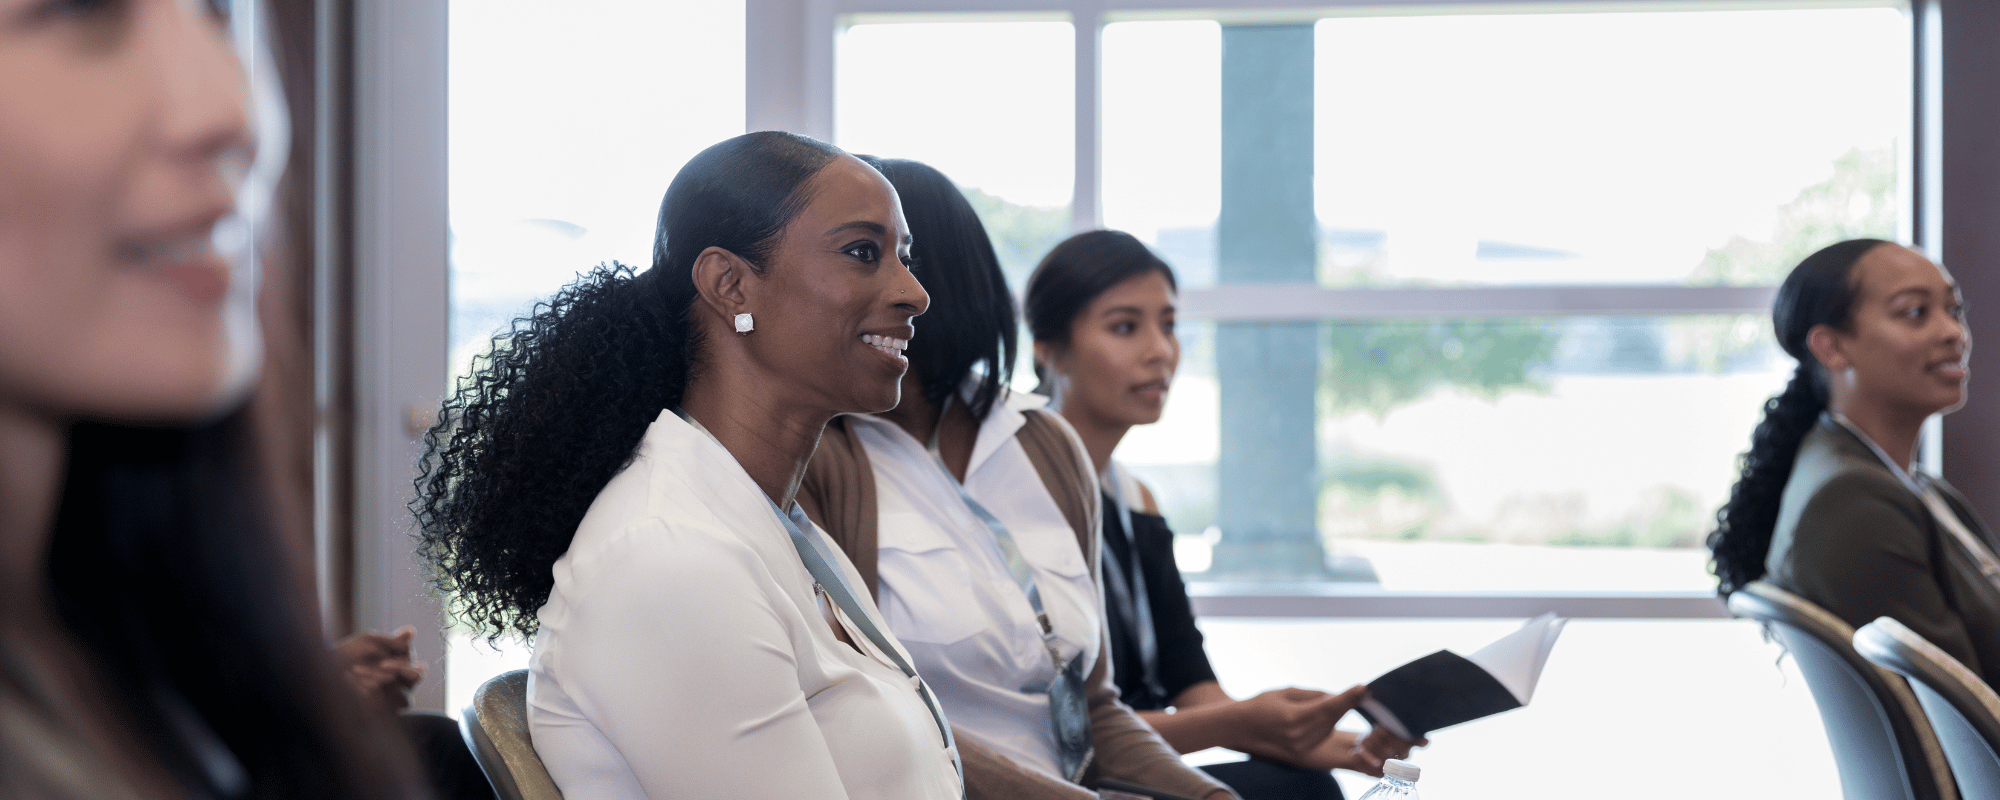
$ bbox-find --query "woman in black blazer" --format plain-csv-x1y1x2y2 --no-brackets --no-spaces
1710,238,2000,682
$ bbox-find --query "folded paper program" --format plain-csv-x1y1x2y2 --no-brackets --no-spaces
1356,612,1567,740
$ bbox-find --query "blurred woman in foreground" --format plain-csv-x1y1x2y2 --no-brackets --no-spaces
0,1,419,797
1026,230,1419,800
1711,239,2000,681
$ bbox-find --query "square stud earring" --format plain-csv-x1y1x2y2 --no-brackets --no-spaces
734,313,755,334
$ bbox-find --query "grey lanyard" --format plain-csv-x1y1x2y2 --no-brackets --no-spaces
924,398,1094,782
1831,413,2000,586
673,409,961,782
1100,462,1165,704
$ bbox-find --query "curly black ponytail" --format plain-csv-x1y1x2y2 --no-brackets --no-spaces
414,132,844,640
1709,238,1887,596
414,263,693,641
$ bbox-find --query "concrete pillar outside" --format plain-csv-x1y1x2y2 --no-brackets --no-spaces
1210,24,1332,580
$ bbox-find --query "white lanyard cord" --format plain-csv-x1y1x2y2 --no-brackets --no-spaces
1830,413,2000,585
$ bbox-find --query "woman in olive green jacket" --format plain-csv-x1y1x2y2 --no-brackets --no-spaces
1711,238,2000,682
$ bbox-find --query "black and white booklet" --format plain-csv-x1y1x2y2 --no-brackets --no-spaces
1354,612,1566,741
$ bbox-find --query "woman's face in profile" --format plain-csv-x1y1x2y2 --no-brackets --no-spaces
1048,270,1180,427
0,0,253,423
742,156,929,414
1830,243,1971,418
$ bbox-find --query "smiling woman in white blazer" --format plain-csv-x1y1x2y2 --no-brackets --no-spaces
414,132,961,800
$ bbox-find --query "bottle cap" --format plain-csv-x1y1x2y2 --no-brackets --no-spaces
1383,759,1420,782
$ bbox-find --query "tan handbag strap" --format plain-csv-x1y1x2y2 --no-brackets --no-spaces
797,405,1101,596
1015,407,1101,576
795,417,883,597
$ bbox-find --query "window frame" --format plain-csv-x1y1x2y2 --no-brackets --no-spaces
748,0,1929,618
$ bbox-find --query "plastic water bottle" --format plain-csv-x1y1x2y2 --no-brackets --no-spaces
1356,759,1421,799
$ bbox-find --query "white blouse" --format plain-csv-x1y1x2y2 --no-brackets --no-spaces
527,411,962,800
844,390,1101,780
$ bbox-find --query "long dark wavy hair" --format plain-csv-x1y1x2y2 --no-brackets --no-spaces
45,415,420,799
1023,229,1178,393
1709,238,1888,596
858,156,1015,420
414,131,845,640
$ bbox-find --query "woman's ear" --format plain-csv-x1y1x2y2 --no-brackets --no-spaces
690,246,753,325
1806,324,1848,372
1032,340,1060,372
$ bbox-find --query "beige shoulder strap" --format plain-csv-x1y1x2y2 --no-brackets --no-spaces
796,416,885,598
800,409,1101,594
1016,408,1102,575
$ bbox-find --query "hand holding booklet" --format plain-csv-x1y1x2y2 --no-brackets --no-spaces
1355,612,1567,741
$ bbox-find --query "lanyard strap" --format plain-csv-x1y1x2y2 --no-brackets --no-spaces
925,398,1095,782
1100,462,1165,704
1917,484,2000,585
672,409,959,769
1831,413,2000,586
925,398,1067,670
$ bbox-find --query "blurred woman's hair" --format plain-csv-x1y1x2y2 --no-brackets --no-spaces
857,156,1015,420
1022,229,1178,392
47,417,421,799
1708,238,1887,596
415,131,846,641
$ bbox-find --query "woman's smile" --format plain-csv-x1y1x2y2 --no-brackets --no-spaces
862,331,912,365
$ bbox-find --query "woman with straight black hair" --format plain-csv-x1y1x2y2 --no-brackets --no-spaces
1,2,423,798
1025,230,1419,800
1709,238,2000,682
799,161,1235,800
415,132,961,800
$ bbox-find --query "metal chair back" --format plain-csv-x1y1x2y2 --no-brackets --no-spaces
461,669,564,800
1857,617,2000,800
1728,581,1955,800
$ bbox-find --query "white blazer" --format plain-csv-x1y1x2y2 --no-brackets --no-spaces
527,410,962,800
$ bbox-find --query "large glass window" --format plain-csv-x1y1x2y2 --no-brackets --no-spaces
1083,5,1911,589
836,19,1077,288
1312,8,1909,288
1126,316,1788,591
1101,20,1221,280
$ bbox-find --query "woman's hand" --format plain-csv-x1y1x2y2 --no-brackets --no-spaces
332,626,425,716
1288,730,1383,775
1359,725,1426,763
1227,685,1366,765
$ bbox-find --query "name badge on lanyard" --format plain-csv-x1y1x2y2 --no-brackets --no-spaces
927,397,1095,783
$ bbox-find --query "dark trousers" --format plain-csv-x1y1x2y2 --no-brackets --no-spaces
1200,758,1345,800
400,711,498,800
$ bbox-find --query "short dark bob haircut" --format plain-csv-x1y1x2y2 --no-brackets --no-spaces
858,155,1015,420
1022,229,1179,391
415,131,848,641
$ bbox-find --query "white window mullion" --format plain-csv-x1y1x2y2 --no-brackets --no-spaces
1072,1,1102,232
1180,284,1780,322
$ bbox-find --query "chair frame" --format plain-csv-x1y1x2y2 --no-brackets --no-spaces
460,669,564,800
1857,617,2000,800
1727,581,1956,800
